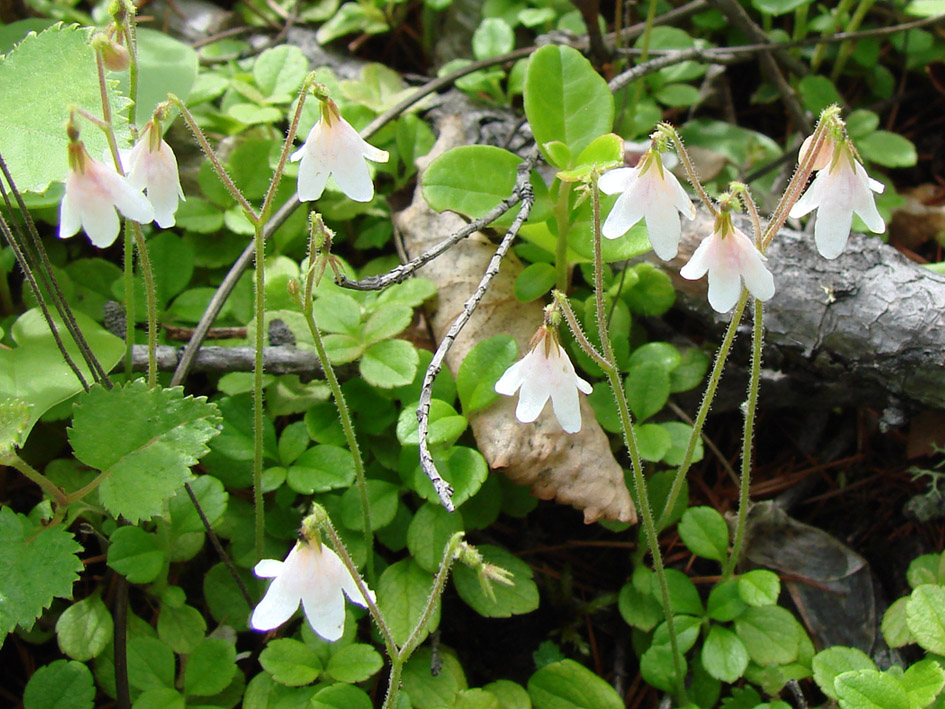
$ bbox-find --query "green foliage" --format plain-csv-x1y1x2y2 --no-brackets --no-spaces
68,382,221,523
523,45,614,168
0,309,124,444
457,335,518,413
0,23,129,193
528,659,623,709
0,507,83,640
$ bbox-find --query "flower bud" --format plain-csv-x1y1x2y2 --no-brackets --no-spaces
92,34,130,72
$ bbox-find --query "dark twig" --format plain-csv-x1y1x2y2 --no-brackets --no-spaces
184,483,253,607
338,150,537,291
416,161,536,509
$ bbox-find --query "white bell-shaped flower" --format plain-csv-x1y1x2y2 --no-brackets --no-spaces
125,120,185,229
59,139,154,248
291,98,389,203
789,137,885,259
680,213,775,313
599,149,695,260
495,326,592,434
251,535,374,641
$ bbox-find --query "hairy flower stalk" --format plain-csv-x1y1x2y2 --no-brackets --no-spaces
292,96,389,203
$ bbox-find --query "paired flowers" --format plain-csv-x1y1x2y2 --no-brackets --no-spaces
59,117,184,248
61,91,388,248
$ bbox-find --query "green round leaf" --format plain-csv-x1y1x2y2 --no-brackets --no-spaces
260,638,323,687
127,637,176,691
706,579,747,622
55,594,113,661
472,17,514,60
733,605,800,666
857,131,918,168
325,643,384,683
288,444,356,493
626,361,670,421
524,45,614,166
881,596,914,648
906,584,945,654
636,422,673,462
738,569,781,607
422,145,532,226
107,526,165,584
23,660,95,709
361,339,419,388
157,603,207,654
378,559,439,647
403,647,467,708
702,625,749,683
639,645,688,694
834,669,910,709
528,659,623,709
412,445,488,508
812,646,876,701
407,503,465,573
253,45,308,100
618,581,662,631
311,683,374,709
184,637,237,696
678,506,729,562
119,28,197,126
340,479,400,531
457,335,518,413
514,262,557,302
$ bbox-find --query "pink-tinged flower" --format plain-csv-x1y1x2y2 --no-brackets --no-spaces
495,327,592,434
251,537,374,641
59,140,154,248
680,213,775,313
125,120,185,228
291,98,389,203
789,138,885,259
599,150,696,261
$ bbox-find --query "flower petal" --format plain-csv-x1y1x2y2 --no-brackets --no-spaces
59,190,81,239
254,559,284,578
602,188,644,239
494,359,526,396
297,154,332,202
598,167,636,195
251,575,301,631
706,263,742,313
812,200,854,260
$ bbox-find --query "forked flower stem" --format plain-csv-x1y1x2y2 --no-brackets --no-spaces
725,298,764,579
170,95,259,222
